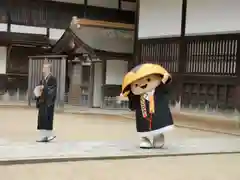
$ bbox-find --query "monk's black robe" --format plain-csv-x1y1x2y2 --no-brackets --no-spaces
36,75,57,130
128,84,173,134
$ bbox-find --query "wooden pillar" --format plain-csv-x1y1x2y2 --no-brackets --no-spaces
180,0,187,37
68,63,82,105
6,0,11,32
235,37,240,115
59,56,66,109
179,0,187,73
84,0,88,18
176,0,187,106
101,59,107,108
27,57,33,106
46,28,50,38
118,0,121,10
133,0,140,67
88,61,94,108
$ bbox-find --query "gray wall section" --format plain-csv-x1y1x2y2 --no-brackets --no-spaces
28,56,67,108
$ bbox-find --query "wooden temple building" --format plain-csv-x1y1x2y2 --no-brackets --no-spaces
2,0,239,113
0,0,136,108
28,17,134,108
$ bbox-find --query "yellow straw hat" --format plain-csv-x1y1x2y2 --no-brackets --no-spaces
121,63,171,97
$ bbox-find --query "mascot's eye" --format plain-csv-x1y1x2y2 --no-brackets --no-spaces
147,78,151,82
135,84,138,87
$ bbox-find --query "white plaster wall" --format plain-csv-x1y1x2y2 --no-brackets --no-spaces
0,47,7,74
93,62,102,107
186,0,240,34
139,0,182,38
10,25,47,35
88,0,118,9
49,28,65,40
106,60,128,85
0,23,7,32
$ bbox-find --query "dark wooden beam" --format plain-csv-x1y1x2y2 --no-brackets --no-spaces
84,0,88,18
179,0,187,73
177,0,188,103
89,62,94,108
118,0,121,10
100,59,107,108
121,0,136,2
235,37,240,111
133,0,139,67
46,28,50,38
6,0,11,32
0,32,50,46
180,0,187,37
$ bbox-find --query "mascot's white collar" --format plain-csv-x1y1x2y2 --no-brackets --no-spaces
44,73,52,81
143,89,155,101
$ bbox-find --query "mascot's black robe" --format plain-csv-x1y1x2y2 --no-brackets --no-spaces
128,84,173,134
36,75,57,130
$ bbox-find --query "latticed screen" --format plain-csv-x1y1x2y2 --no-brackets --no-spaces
139,38,180,73
138,34,239,111
185,38,237,76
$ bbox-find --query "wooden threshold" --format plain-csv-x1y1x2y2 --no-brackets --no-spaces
73,18,134,30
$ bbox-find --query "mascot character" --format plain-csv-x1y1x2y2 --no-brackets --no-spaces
120,63,174,149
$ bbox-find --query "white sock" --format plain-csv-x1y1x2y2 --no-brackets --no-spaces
39,130,46,139
45,130,53,137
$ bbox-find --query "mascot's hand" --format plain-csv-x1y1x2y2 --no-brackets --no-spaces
162,72,170,84
127,92,137,111
116,93,129,104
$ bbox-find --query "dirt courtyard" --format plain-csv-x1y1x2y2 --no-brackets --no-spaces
0,108,240,180
0,108,231,142
1,154,240,180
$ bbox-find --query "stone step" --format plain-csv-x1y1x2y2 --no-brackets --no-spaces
0,138,240,165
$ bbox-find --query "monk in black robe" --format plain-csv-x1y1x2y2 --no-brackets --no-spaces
34,63,57,142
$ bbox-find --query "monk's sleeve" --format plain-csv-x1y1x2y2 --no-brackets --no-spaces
45,77,57,106
128,93,139,111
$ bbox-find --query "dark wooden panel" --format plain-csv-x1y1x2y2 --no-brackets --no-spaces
181,82,236,111
121,0,136,2
87,6,134,24
8,0,134,29
137,33,240,111
185,35,237,76
9,1,33,26
0,32,49,46
0,74,8,94
182,74,237,85
0,0,7,23
102,85,121,97
6,75,28,92
7,46,46,74
46,1,84,29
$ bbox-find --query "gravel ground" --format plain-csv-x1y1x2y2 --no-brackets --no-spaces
1,108,240,179
1,154,240,180
0,108,230,142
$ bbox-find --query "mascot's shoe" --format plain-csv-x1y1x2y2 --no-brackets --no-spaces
153,134,165,148
139,137,153,149
36,137,49,143
36,136,56,143
47,135,56,142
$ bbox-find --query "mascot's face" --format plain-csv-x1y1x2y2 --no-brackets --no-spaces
121,63,171,97
130,74,161,95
